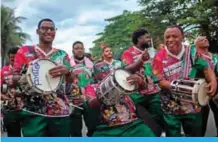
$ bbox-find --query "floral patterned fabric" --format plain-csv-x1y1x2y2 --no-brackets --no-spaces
68,57,94,106
1,65,23,112
13,45,72,117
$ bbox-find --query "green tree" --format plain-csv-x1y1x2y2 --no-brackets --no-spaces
1,5,30,66
139,0,218,52
90,10,169,59
90,11,150,59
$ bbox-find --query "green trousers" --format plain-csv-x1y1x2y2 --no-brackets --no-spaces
163,112,203,137
130,93,164,129
70,102,101,137
3,111,21,137
20,111,71,137
92,119,155,137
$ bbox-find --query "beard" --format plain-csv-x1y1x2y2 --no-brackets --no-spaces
74,55,85,60
141,43,150,49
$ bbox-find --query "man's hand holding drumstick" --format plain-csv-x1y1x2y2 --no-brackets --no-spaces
125,49,150,73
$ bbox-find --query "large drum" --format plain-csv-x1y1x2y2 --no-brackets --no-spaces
170,78,209,106
19,59,62,95
96,68,136,106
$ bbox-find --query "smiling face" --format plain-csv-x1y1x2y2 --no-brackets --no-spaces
102,47,113,59
164,27,184,55
37,21,56,44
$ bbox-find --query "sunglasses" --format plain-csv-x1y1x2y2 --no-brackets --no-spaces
40,26,57,32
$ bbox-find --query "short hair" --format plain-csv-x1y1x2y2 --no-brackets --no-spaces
167,24,184,36
194,35,207,45
37,18,55,28
8,47,19,56
72,41,84,49
132,28,149,45
101,46,111,53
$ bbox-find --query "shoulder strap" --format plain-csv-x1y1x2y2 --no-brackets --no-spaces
189,44,197,66
183,45,191,79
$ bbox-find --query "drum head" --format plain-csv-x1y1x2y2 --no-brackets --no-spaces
198,82,209,106
114,69,136,92
27,59,61,93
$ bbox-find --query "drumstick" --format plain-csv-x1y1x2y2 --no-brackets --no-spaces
69,103,84,110
45,73,55,93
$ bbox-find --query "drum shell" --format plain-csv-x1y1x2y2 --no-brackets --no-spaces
96,69,135,106
97,74,122,106
170,79,209,106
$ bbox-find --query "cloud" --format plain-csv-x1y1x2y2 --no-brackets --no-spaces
2,0,141,55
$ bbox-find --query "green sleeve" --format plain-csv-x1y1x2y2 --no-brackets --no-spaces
213,54,218,74
194,58,209,70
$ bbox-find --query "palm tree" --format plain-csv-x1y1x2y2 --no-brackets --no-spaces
1,5,31,66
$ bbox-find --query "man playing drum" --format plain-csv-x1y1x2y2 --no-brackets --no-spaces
69,41,100,137
152,25,217,137
121,29,164,134
86,60,155,137
96,44,162,136
195,36,218,136
12,18,75,137
0,47,21,137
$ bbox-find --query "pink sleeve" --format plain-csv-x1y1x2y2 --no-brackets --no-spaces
13,48,27,73
152,52,165,81
0,68,4,84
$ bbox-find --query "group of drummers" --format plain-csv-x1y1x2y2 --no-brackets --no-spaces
1,18,218,137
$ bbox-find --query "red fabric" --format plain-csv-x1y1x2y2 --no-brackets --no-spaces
121,46,142,66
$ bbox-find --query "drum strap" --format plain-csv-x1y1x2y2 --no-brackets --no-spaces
183,45,196,79
183,45,191,79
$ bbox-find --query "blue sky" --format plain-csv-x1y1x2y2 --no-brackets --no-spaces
2,0,141,55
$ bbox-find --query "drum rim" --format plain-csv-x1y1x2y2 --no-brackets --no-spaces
26,58,63,94
197,81,209,106
113,68,136,92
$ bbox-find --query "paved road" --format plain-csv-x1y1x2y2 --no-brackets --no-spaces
1,110,217,137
